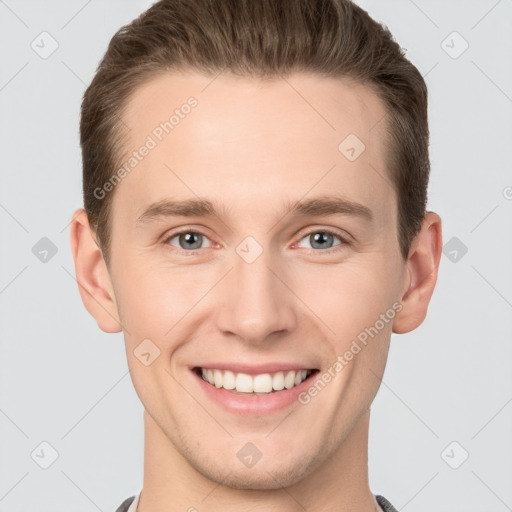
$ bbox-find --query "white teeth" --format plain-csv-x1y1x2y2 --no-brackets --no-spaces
272,371,285,391
284,371,295,389
223,370,236,390
253,373,273,393
199,368,310,393
235,373,253,393
214,369,223,388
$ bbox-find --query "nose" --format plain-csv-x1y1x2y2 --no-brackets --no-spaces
214,247,298,346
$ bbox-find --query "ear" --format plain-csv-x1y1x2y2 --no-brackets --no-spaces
392,212,442,334
69,209,122,333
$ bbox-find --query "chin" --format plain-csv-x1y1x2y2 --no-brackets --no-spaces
191,453,318,491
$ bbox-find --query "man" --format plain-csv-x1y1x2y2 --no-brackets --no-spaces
70,0,442,510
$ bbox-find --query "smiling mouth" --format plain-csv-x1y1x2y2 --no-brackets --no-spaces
193,367,319,394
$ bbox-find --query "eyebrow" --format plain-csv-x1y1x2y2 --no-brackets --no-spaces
136,195,373,225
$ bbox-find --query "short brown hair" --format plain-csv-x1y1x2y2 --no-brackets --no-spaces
80,0,430,265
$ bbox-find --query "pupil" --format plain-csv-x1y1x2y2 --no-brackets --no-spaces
181,232,201,249
311,232,332,249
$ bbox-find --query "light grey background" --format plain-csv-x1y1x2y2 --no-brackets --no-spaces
1,1,511,511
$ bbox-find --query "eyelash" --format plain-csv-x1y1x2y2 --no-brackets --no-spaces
162,227,350,255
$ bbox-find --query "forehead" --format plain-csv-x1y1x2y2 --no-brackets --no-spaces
115,70,394,224
122,70,389,152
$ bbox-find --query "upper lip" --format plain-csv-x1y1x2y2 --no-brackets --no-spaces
192,362,319,375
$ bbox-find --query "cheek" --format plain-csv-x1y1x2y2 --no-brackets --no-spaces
299,259,399,343
113,259,212,340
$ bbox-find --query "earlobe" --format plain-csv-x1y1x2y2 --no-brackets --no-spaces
69,208,123,333
392,212,443,334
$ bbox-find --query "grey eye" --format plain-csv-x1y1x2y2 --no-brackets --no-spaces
297,231,343,250
167,232,212,250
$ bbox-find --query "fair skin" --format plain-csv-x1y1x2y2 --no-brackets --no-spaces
70,71,442,512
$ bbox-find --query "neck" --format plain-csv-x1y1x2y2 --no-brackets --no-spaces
138,409,376,512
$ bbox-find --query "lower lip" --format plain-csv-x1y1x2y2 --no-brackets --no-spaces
192,370,316,416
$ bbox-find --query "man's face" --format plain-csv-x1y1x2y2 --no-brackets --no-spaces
106,71,409,489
